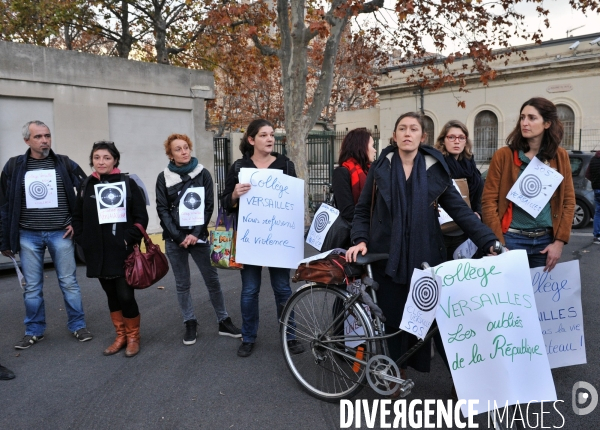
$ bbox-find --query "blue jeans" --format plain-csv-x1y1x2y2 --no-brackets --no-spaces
19,229,86,336
593,190,600,238
239,265,292,343
165,240,228,323
503,231,553,268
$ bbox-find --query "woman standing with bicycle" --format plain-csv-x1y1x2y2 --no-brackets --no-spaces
346,112,499,376
433,120,484,260
72,141,148,357
222,118,304,358
482,97,575,271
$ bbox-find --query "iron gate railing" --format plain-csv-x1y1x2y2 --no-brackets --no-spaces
213,136,231,213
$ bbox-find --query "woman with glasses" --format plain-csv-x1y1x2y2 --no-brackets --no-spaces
482,97,575,271
155,133,241,346
72,141,149,357
434,120,484,260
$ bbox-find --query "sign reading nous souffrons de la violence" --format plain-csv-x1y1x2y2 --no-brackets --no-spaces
235,168,304,269
435,250,556,417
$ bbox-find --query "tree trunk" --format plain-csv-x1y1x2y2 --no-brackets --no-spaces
115,0,132,59
155,14,169,64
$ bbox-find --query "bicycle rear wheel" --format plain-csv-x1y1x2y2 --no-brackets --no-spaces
280,283,376,402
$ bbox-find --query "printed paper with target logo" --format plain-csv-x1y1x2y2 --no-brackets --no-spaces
94,181,127,224
306,203,340,251
24,169,58,209
507,156,563,218
178,187,205,227
400,268,442,340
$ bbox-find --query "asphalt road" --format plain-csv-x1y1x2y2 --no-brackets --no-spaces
1,228,599,430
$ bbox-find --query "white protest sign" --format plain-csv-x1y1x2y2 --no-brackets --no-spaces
531,260,586,368
306,203,340,251
435,250,556,417
24,169,58,209
236,168,304,268
94,181,127,224
437,179,463,226
178,187,205,227
400,268,442,340
453,239,478,260
507,156,563,218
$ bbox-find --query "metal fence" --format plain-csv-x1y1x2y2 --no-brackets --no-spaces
578,129,600,152
274,129,381,209
213,136,231,213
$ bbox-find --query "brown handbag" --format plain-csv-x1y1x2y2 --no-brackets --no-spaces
292,254,363,285
124,223,169,289
440,178,470,234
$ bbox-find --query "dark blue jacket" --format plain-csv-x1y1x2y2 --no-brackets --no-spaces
351,144,497,267
0,149,86,253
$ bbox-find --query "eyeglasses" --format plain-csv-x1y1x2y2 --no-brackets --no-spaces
445,135,467,143
93,140,115,146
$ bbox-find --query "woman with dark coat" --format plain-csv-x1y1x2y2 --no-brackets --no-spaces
332,128,377,225
433,120,484,260
155,133,240,346
221,118,303,358
72,141,148,357
346,112,498,377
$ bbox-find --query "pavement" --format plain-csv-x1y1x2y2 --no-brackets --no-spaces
1,229,599,429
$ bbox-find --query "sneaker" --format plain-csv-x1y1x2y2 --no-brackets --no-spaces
287,340,305,355
237,342,254,357
183,320,197,345
14,335,44,350
593,237,600,244
73,328,93,342
0,365,15,380
218,317,242,338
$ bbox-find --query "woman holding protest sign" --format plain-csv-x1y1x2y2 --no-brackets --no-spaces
346,112,499,381
434,120,484,260
482,97,575,271
72,141,148,357
222,119,304,358
155,133,241,346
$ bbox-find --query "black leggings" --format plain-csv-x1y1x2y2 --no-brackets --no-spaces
99,277,139,318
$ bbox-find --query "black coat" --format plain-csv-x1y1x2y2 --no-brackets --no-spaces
351,144,497,372
72,174,149,278
352,144,496,266
331,166,355,223
221,152,296,217
155,165,214,244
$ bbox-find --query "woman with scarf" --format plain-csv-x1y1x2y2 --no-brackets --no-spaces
332,128,377,226
482,97,575,271
222,118,303,358
346,112,499,378
72,141,148,357
156,134,241,346
434,120,484,260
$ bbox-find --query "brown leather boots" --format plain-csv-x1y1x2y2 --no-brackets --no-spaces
123,314,141,357
103,311,127,356
104,311,140,357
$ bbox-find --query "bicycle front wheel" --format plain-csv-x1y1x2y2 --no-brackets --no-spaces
280,283,376,402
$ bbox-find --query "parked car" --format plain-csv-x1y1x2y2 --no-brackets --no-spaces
568,150,595,229
480,149,594,229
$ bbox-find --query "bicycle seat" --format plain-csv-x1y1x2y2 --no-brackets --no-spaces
355,253,389,265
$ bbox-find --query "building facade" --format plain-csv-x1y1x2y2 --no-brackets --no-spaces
337,33,600,167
